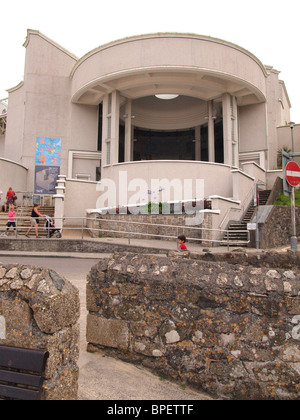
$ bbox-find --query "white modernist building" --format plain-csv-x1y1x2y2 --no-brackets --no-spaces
0,30,299,227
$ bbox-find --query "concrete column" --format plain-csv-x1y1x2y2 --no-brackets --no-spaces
101,94,108,168
232,96,239,168
53,175,66,230
110,91,120,165
124,99,132,162
101,91,120,167
208,101,215,163
222,93,232,166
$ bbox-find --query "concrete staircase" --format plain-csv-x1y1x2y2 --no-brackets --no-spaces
0,206,55,237
223,190,271,246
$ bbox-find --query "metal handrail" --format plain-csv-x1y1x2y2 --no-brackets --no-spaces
0,215,59,238
90,216,250,248
0,214,250,249
219,185,254,230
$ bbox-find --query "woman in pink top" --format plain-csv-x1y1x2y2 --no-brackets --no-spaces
2,205,17,237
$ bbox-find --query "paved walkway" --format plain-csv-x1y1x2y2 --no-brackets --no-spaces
3,224,297,257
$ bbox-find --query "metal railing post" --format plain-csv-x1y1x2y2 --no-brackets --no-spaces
0,214,251,247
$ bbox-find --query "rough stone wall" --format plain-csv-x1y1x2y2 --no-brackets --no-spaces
91,213,212,245
0,264,80,400
259,206,300,248
0,238,167,255
194,249,300,270
87,253,300,400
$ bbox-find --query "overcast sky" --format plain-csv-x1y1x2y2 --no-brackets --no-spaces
1,0,299,122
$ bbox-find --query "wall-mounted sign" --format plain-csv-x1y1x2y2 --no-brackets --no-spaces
247,223,257,231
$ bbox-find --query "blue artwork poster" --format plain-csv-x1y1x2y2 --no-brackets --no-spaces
35,137,61,166
35,137,61,194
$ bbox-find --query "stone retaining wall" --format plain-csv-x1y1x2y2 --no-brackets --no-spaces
87,253,300,400
0,264,80,400
88,213,213,245
0,238,167,255
259,206,300,248
194,249,300,270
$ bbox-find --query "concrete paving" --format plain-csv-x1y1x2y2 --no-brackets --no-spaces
2,226,296,257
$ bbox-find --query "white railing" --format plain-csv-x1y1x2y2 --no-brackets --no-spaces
0,215,250,249
219,185,255,230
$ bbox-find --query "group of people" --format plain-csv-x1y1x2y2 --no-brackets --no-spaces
1,203,46,238
1,187,50,238
1,187,17,237
1,188,186,245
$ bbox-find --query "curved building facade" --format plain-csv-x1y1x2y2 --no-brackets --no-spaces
71,33,268,171
1,30,298,221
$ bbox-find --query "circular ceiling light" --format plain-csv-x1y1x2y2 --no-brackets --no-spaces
155,94,179,100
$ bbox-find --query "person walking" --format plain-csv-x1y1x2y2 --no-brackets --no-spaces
25,204,46,238
5,187,15,212
2,205,17,237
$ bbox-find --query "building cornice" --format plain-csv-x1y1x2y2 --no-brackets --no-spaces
6,81,24,94
279,80,292,109
23,29,78,61
70,32,269,78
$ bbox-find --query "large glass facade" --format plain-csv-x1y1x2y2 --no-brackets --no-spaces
133,128,195,161
98,102,225,164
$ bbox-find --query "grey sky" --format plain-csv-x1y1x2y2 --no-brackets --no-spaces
1,0,299,121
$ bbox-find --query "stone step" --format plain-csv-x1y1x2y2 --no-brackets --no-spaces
0,206,55,236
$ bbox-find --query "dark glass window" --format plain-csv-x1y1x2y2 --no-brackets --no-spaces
97,104,103,152
214,121,224,164
133,128,195,161
119,124,125,163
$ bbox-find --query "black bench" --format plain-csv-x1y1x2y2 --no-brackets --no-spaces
0,345,49,400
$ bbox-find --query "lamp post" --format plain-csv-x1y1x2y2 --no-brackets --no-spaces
289,122,295,156
289,123,297,249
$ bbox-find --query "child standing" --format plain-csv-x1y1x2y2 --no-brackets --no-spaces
178,234,187,251
2,206,17,237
